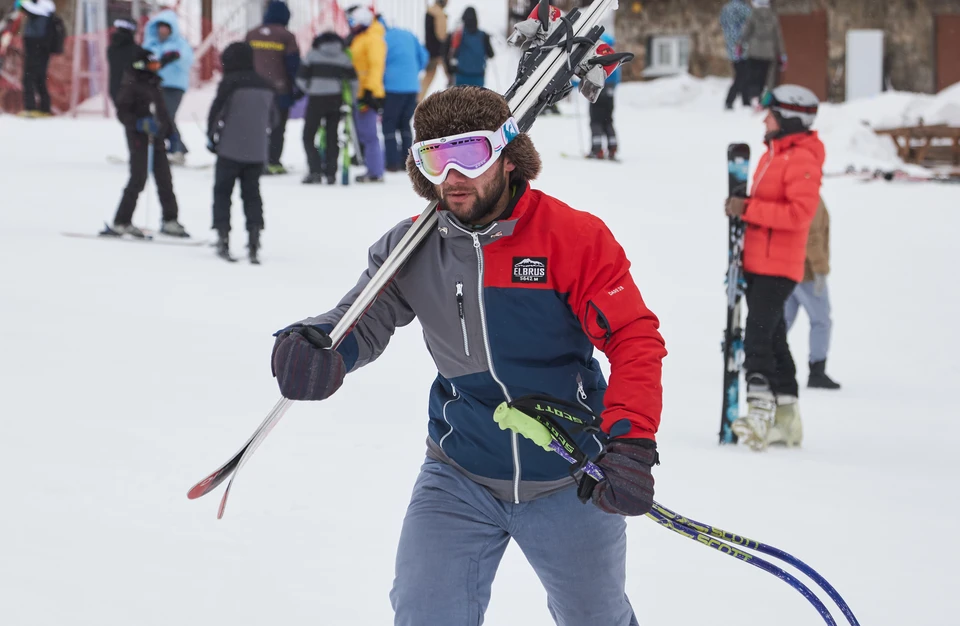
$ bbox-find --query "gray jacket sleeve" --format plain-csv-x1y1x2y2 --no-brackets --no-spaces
296,218,417,372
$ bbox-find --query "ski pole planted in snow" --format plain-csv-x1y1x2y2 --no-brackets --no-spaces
187,0,634,519
492,401,860,626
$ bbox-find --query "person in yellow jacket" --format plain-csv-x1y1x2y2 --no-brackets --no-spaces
346,6,386,183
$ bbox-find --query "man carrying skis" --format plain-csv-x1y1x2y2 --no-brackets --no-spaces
725,84,824,449
270,86,666,625
107,47,189,239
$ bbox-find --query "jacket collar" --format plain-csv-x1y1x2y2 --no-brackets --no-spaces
768,130,819,152
435,182,533,245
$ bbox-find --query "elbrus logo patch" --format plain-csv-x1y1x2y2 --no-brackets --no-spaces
512,257,547,284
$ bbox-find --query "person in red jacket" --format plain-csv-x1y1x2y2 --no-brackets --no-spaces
269,86,666,624
725,84,823,451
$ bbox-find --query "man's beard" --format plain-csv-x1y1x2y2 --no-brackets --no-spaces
438,162,509,225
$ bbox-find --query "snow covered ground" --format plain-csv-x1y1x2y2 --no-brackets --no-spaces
2,74,959,625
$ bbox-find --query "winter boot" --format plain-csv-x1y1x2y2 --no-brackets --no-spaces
732,373,777,451
355,173,384,183
168,152,186,166
248,228,261,265
766,395,803,447
160,220,190,238
586,147,604,159
607,146,618,161
264,163,288,176
302,172,325,184
808,360,841,389
326,175,337,185
216,229,235,262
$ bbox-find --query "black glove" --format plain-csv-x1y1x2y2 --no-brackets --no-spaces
578,439,658,516
359,90,384,113
271,325,346,401
160,50,181,67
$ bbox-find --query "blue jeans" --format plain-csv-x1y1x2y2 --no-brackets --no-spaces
382,92,417,170
784,279,833,363
390,459,639,626
356,107,385,178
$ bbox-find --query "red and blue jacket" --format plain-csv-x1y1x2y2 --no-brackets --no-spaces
300,183,666,502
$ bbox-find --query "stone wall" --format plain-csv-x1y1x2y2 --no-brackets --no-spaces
615,0,960,100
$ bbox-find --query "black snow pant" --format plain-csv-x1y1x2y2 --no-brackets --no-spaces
725,61,750,108
745,59,772,104
270,101,290,167
113,131,179,226
589,91,616,153
744,273,799,397
212,156,264,233
22,40,51,113
302,95,342,177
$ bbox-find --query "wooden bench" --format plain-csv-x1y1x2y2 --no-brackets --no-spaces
874,124,960,166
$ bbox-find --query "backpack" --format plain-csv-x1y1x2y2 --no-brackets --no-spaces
455,30,486,76
48,14,66,55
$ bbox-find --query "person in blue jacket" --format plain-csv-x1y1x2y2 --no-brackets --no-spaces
143,9,194,164
587,32,621,161
446,7,493,87
381,17,427,172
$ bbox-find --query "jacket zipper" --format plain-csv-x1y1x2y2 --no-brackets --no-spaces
455,280,470,357
439,385,459,450
468,228,520,503
576,373,604,456
449,221,521,503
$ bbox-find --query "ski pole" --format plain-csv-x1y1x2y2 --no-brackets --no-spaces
493,403,860,626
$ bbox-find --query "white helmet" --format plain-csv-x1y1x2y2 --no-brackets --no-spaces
762,84,819,129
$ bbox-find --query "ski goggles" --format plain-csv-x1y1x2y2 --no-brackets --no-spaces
411,117,521,184
760,89,818,115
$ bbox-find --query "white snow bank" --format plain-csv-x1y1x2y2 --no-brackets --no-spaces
613,73,958,174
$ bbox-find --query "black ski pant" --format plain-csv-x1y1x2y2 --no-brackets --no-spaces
212,156,264,233
725,61,750,108
113,131,179,226
744,273,799,397
270,100,290,166
589,92,616,152
745,59,772,104
22,40,51,113
302,95,342,177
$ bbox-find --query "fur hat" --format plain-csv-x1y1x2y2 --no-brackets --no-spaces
406,86,542,200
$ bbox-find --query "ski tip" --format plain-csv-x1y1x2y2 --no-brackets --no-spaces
187,477,215,500
217,485,232,519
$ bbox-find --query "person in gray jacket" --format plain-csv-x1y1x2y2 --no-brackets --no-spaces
737,0,786,105
207,41,278,263
295,31,358,184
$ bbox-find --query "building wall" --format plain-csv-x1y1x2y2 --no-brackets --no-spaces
615,0,960,100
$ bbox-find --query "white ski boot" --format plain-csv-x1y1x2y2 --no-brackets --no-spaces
766,395,803,447
732,374,777,452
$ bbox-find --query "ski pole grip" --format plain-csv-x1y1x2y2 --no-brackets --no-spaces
296,326,333,350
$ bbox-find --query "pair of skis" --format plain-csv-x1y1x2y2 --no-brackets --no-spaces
719,143,750,444
314,77,364,185
188,0,632,518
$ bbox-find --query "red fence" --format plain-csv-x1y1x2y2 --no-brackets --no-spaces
0,0,349,116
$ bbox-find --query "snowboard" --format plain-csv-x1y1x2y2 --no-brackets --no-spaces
720,143,750,445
